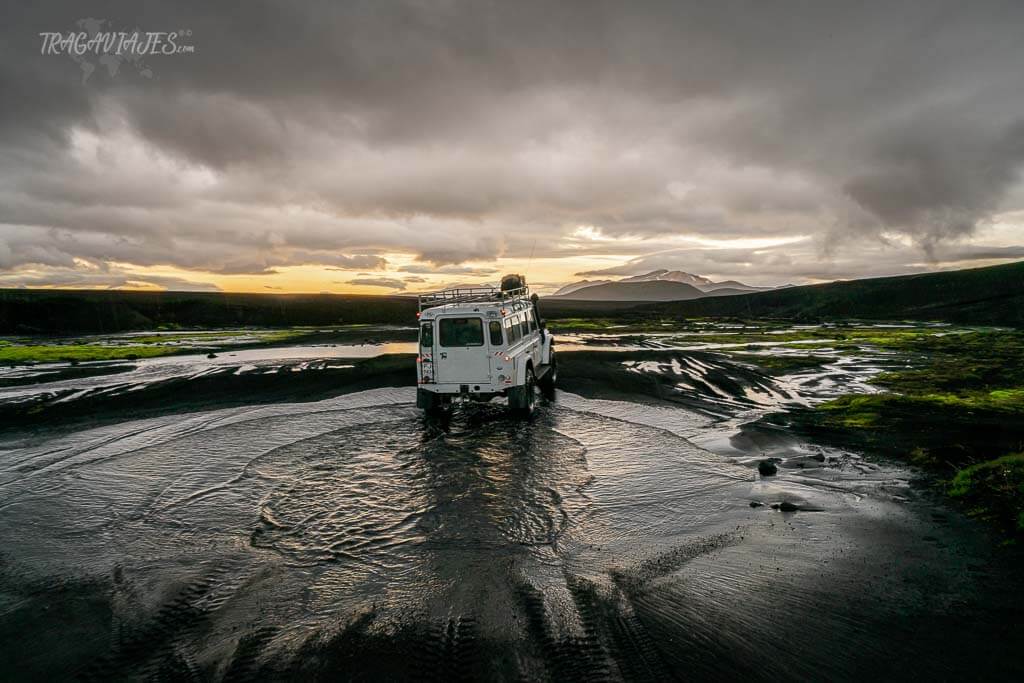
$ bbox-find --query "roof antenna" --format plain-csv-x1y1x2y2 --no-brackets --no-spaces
524,238,537,283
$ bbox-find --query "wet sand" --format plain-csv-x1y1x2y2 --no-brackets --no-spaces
1,342,1022,680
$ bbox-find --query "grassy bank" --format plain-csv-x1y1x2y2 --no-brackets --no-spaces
948,454,1024,534
0,343,186,364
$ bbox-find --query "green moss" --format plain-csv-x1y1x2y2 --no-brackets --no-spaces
817,395,885,427
552,322,959,348
0,344,186,363
547,317,687,332
948,453,1024,534
725,353,830,375
985,388,1024,407
118,332,248,344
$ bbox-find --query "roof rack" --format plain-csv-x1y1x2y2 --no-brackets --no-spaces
418,285,530,312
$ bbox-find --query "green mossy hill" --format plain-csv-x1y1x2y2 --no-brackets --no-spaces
948,454,1024,536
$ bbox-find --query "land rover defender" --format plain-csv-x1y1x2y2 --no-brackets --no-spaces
415,275,556,416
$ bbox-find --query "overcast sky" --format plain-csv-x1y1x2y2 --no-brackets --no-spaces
2,1,1023,293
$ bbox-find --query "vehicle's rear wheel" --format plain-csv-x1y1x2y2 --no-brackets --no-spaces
417,388,450,415
509,366,537,417
538,348,557,398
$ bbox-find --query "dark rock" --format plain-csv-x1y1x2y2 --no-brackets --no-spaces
773,501,800,512
758,459,778,476
207,352,217,359
749,501,764,508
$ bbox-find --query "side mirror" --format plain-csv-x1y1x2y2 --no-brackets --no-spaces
539,319,547,330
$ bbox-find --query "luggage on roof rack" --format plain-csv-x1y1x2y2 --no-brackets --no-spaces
500,273,526,291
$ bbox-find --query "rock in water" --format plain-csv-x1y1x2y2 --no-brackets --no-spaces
758,460,778,476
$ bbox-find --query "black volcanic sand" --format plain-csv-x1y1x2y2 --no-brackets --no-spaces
0,354,416,440
1,350,1023,680
0,363,138,389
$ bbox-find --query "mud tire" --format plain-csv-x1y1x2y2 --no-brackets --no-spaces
509,367,537,418
418,388,450,415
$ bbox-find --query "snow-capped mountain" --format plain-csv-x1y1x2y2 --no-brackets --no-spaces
619,269,715,287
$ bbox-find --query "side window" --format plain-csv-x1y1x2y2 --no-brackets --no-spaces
520,317,529,338
439,318,484,347
489,320,503,346
507,317,520,343
529,312,537,332
420,321,433,348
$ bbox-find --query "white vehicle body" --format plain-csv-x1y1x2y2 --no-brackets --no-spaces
415,285,555,413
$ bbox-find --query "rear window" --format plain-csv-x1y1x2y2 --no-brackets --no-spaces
439,317,484,347
489,320,503,346
419,321,433,348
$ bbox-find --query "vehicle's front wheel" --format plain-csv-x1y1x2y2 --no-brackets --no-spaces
508,367,537,417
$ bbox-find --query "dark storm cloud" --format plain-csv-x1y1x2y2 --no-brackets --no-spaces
2,1,1024,283
403,265,499,276
0,265,221,291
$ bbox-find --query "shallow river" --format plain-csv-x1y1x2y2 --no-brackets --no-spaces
2,366,1021,679
4,389,1019,679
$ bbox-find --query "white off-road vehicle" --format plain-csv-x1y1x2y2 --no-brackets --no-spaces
415,276,556,416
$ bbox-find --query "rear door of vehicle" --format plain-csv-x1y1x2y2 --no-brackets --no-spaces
418,320,436,383
435,316,491,384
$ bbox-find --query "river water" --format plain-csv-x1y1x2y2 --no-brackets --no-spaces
0,342,1021,680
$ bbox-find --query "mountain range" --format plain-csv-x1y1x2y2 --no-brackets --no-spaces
548,270,770,301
